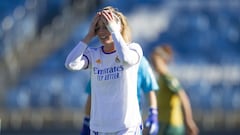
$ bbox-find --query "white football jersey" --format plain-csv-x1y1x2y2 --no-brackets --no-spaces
65,32,143,132
85,43,142,132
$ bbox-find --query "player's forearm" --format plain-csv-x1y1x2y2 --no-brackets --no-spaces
84,95,91,117
179,91,199,135
65,41,88,70
148,91,158,108
178,90,194,121
112,32,141,65
82,34,93,44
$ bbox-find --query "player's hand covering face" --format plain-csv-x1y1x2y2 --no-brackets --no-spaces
100,9,121,33
87,13,101,39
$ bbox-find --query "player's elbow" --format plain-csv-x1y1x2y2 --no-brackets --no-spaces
65,61,73,70
65,61,76,70
65,61,86,70
122,55,140,65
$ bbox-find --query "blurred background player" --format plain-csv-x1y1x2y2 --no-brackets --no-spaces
151,44,199,135
80,56,159,135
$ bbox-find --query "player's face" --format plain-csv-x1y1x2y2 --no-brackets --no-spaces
95,19,113,45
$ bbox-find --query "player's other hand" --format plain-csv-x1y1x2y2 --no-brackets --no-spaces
83,13,101,44
144,108,159,135
80,116,90,135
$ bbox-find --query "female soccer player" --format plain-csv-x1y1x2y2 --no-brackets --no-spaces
65,6,143,135
81,56,159,135
151,44,199,135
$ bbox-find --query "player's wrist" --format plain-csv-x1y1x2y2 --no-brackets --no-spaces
149,107,158,115
83,116,90,125
106,21,121,33
81,116,90,135
82,35,93,44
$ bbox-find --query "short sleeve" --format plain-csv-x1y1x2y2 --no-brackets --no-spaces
164,74,182,93
85,80,91,94
138,56,159,93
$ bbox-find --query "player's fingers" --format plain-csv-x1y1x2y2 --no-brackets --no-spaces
90,14,99,28
102,10,113,21
94,12,101,22
100,15,107,26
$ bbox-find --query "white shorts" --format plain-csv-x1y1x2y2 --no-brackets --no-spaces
90,126,142,135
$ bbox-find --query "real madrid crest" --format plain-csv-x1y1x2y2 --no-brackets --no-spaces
115,56,120,63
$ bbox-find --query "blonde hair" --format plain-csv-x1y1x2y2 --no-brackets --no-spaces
153,44,173,64
102,6,132,43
